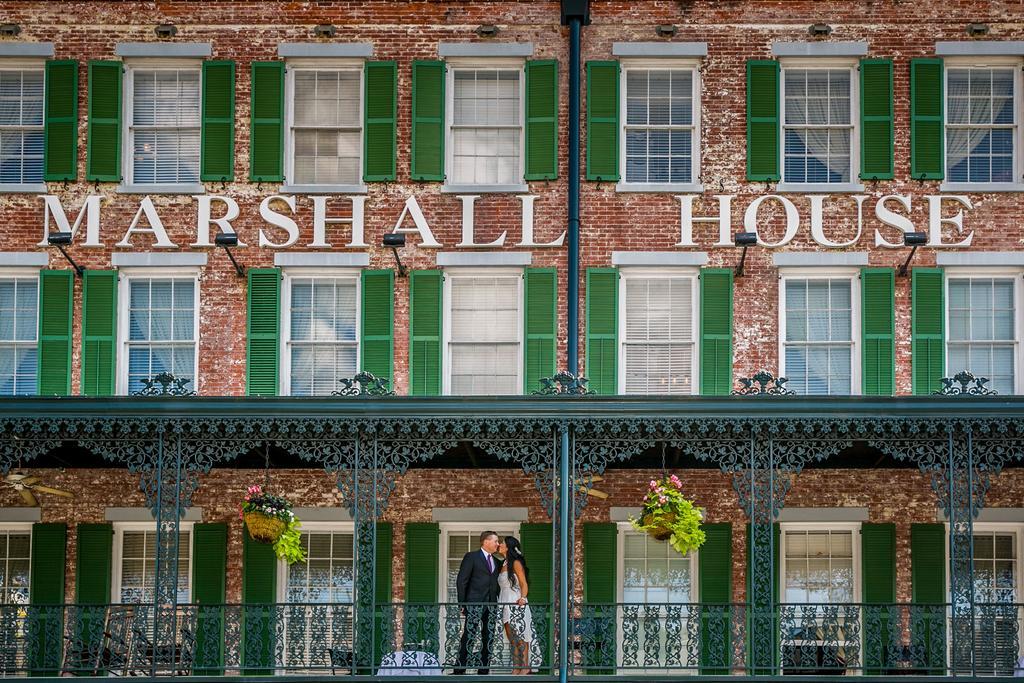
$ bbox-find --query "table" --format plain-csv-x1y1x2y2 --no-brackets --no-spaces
377,650,442,676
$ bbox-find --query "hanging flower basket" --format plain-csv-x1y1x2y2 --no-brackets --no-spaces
630,474,706,555
239,485,307,563
244,510,287,543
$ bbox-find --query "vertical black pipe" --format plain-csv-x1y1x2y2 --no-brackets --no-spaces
567,15,581,375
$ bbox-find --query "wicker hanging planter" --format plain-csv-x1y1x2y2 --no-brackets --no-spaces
245,510,287,543
630,475,706,555
640,511,677,541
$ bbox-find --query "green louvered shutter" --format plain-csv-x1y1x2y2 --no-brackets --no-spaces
201,61,235,182
246,268,280,396
86,60,121,182
582,522,616,673
73,523,111,675
862,523,896,674
242,529,276,674
44,60,78,181
411,61,445,181
249,61,284,182
912,268,944,395
700,269,733,396
370,522,393,672
586,61,618,181
29,523,66,676
911,523,946,674
409,270,442,395
364,61,396,181
193,523,227,674
745,523,780,673
403,523,439,651
746,60,780,182
525,60,558,180
361,269,394,387
862,268,895,396
699,523,732,674
585,268,617,395
860,59,894,180
524,268,557,394
519,523,553,672
82,270,117,396
37,269,73,396
911,58,944,180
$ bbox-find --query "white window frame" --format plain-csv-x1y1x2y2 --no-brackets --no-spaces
778,269,862,395
115,268,201,396
121,58,203,192
0,59,46,190
111,521,195,604
942,56,1024,190
438,522,522,604
442,268,524,396
0,267,40,396
617,58,702,192
283,58,365,192
444,58,526,191
943,267,1024,395
279,269,361,397
275,521,356,603
616,267,700,395
777,58,862,192
0,523,32,605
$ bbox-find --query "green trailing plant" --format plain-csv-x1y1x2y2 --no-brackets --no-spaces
274,519,307,564
240,484,307,564
630,474,706,555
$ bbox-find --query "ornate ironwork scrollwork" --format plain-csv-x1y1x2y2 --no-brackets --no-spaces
131,373,196,397
732,370,794,395
332,372,395,397
936,371,998,396
534,371,589,395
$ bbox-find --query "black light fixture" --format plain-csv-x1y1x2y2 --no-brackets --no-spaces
808,23,833,37
383,233,408,277
215,232,245,277
733,231,758,278
655,24,677,37
0,24,20,37
313,24,336,38
966,22,990,37
898,231,928,277
475,24,499,37
47,232,83,277
154,24,177,38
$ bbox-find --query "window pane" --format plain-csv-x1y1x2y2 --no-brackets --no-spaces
131,69,201,184
620,530,692,604
0,278,38,396
623,69,694,184
783,69,852,183
288,278,358,396
946,68,1016,184
0,70,44,183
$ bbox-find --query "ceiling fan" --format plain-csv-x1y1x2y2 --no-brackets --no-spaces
4,471,74,507
576,474,609,500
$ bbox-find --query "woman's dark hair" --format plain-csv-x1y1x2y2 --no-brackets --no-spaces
504,536,529,588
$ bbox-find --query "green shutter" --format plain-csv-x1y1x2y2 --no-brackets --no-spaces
246,268,280,396
524,268,557,394
411,60,445,181
912,268,944,395
86,60,121,182
862,523,896,674
585,268,617,395
364,61,397,181
361,269,394,386
700,269,733,396
519,523,553,672
585,61,619,181
409,270,442,396
30,523,66,676
37,269,73,396
371,522,394,671
860,58,894,180
582,522,616,673
73,523,111,676
249,61,284,182
201,60,235,182
44,60,78,181
242,528,276,674
911,58,944,180
745,523,780,673
81,270,117,396
911,523,947,674
193,523,227,674
525,60,558,180
746,60,780,182
862,268,895,396
403,523,439,656
698,523,732,674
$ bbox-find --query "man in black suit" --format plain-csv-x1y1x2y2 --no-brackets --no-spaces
454,530,502,674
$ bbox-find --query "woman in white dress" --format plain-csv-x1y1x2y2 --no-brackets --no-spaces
497,536,537,674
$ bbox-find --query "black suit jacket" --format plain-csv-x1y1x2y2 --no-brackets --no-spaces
456,550,502,604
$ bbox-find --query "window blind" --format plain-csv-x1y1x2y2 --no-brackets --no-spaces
288,277,358,396
0,69,44,184
622,276,694,395
292,70,360,185
449,275,519,394
131,69,200,184
451,69,521,185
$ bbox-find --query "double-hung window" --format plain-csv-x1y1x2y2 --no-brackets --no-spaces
781,63,856,185
283,274,359,396
119,274,198,395
969,526,1022,674
445,271,521,395
448,64,523,186
781,274,858,395
946,63,1019,185
622,63,699,186
286,65,362,187
125,64,201,186
0,274,38,396
0,67,43,185
946,274,1020,394
619,271,697,395
114,525,192,603
0,528,30,605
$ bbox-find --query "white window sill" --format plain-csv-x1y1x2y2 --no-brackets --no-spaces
939,182,1024,193
0,183,47,194
117,183,206,195
279,183,368,195
775,182,865,193
441,184,529,194
615,182,704,194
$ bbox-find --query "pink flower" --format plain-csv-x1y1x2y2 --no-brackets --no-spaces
649,480,658,490
658,496,668,505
